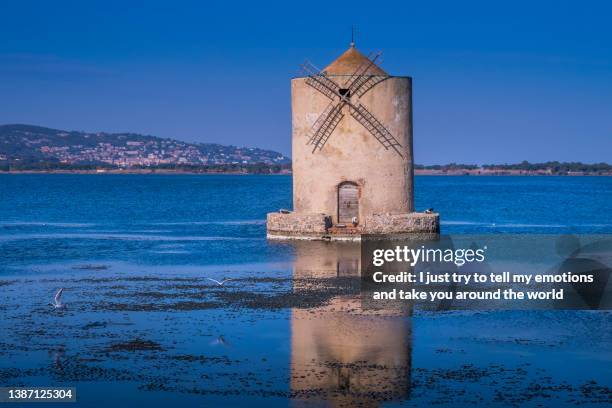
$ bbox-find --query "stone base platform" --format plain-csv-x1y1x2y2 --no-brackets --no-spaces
266,211,440,241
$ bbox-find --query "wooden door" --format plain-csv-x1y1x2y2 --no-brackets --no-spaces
338,183,359,224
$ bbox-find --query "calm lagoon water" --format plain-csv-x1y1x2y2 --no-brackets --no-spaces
0,174,610,407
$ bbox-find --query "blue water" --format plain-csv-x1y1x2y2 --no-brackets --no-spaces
415,176,612,234
1,175,611,272
0,174,610,407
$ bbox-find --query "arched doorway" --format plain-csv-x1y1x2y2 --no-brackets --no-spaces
338,182,359,224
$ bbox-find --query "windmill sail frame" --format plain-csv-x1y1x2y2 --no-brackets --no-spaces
301,52,402,156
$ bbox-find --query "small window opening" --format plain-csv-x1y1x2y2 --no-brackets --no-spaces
339,88,351,98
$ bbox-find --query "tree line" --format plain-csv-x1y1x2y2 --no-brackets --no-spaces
0,161,291,174
2,160,610,174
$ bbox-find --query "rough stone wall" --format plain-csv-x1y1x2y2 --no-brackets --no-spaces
291,76,414,223
363,213,439,234
266,212,327,235
266,211,439,239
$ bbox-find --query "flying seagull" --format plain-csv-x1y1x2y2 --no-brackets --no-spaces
206,278,233,286
210,335,229,347
51,288,65,308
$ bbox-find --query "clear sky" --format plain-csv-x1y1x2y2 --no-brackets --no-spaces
1,0,610,164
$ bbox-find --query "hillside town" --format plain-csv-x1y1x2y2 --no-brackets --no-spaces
0,125,289,169
37,137,287,167
1,125,610,175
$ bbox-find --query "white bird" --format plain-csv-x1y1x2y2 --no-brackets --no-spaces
210,335,229,347
206,278,233,286
51,288,65,308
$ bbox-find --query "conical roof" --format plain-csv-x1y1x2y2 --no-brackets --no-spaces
323,44,387,76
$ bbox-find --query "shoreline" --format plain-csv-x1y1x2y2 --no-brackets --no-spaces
0,169,611,176
0,169,291,175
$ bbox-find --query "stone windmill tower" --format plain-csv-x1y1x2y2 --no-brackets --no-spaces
267,42,439,240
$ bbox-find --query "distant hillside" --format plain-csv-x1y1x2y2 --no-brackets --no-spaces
1,125,609,175
0,124,290,169
415,161,612,175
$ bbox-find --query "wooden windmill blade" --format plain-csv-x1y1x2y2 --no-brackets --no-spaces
301,61,344,150
340,52,389,100
301,60,323,75
341,51,377,88
353,75,388,97
349,103,404,157
309,103,345,152
348,56,390,97
307,101,336,144
304,76,337,101
302,50,400,155
301,61,341,101
344,52,382,91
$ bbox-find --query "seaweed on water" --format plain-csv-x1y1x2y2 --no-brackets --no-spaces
105,338,164,352
72,264,110,271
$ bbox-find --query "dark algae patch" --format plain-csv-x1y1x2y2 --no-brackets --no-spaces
72,264,110,271
83,276,360,312
105,339,164,352
0,272,610,406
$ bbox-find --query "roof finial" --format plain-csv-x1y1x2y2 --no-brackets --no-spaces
350,25,356,48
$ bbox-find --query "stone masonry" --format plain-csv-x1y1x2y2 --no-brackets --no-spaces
267,211,439,240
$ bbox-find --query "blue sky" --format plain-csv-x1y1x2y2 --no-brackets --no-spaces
1,0,610,164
